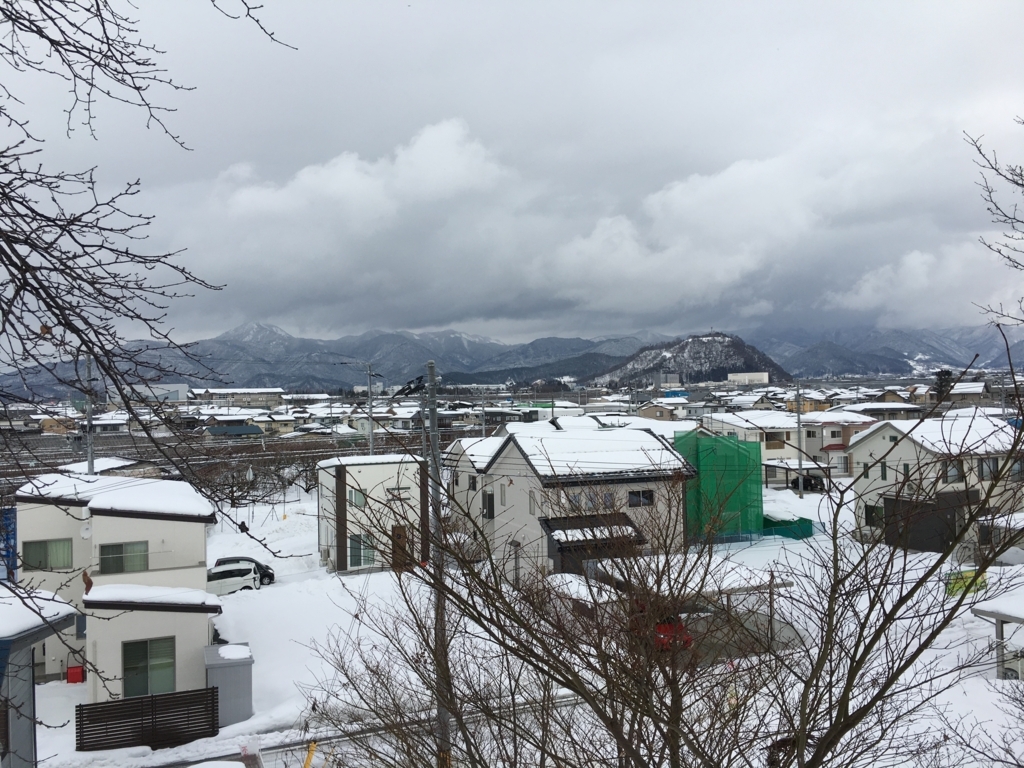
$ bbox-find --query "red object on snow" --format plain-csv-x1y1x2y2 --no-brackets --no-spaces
653,619,693,651
66,665,85,684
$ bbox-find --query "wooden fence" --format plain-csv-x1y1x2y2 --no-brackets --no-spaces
76,687,218,751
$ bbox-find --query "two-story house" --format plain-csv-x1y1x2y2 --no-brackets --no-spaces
445,430,696,576
317,454,428,573
847,408,1019,552
14,474,220,702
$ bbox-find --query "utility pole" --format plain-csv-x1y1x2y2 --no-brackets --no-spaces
426,361,451,768
795,380,804,499
85,354,95,475
367,364,375,456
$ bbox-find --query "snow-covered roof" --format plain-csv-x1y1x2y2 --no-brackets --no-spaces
88,481,216,519
508,431,689,481
799,411,876,426
549,525,638,543
317,453,424,469
974,587,1024,624
17,474,215,520
849,408,1017,456
450,437,509,472
56,457,142,474
0,587,75,640
951,381,988,395
17,473,147,504
597,552,783,598
593,415,701,440
836,402,922,413
83,585,222,613
705,411,797,431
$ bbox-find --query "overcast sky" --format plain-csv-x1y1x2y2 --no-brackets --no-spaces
27,1,1024,343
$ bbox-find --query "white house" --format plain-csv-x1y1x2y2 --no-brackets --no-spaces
317,454,427,573
701,411,801,462
445,430,696,575
14,474,219,702
847,408,1020,551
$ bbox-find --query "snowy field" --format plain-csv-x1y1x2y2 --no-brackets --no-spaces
31,485,1024,766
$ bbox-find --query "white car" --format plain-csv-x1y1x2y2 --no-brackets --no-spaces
207,562,260,596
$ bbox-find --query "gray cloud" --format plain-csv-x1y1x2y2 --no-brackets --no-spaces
32,1,1024,342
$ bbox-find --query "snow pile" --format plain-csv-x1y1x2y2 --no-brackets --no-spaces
218,644,252,661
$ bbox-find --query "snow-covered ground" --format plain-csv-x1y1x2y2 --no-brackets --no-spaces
31,484,1024,766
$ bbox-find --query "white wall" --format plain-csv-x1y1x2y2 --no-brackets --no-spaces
318,460,424,571
86,609,213,703
16,501,211,678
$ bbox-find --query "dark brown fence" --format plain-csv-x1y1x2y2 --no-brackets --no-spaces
76,687,218,751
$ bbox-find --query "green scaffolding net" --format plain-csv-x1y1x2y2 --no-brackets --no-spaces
674,431,764,539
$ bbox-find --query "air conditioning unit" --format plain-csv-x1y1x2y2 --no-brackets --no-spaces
1002,648,1024,680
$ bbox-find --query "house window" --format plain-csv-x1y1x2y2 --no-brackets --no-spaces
22,539,72,571
469,476,477,492
603,492,615,509
76,614,87,639
838,456,850,474
1012,459,1024,481
348,488,366,508
831,430,842,439
482,491,495,520
865,505,882,528
978,457,1000,481
861,463,869,480
454,473,459,487
500,484,506,506
942,460,963,484
880,462,887,481
903,463,910,477
806,430,817,439
349,534,375,568
122,637,175,698
628,490,654,507
529,490,537,516
99,542,148,574
766,466,777,479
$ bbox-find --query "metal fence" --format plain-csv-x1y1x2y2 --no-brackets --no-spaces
76,687,218,752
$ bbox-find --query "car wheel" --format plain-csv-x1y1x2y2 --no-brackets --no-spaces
240,586,253,591
260,574,273,586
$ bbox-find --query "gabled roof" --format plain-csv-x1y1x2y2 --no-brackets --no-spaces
849,408,1016,456
449,430,694,485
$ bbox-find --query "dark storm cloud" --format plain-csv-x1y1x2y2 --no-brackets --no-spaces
32,1,1024,341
